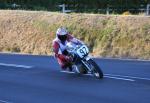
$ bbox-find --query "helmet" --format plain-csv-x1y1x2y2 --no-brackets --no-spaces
56,27,68,42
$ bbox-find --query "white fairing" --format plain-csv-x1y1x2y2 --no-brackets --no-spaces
76,45,89,58
66,42,74,48
85,56,91,61
66,42,77,50
66,42,89,59
66,43,93,74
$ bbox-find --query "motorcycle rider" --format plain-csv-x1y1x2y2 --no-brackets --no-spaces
52,27,83,71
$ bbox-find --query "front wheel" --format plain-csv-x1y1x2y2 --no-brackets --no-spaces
88,59,103,79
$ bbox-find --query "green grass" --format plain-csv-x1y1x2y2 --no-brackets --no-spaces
0,10,150,59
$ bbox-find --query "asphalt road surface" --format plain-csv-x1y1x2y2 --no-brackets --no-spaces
0,53,150,103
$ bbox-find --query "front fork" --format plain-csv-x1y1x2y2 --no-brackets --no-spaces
81,56,93,73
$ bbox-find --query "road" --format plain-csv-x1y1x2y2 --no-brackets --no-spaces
0,53,150,103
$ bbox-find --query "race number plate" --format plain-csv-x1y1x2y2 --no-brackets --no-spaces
76,45,89,58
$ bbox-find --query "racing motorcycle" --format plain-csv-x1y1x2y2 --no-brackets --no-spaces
66,42,103,79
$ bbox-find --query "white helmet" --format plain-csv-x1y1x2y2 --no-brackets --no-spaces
56,27,68,36
56,27,68,42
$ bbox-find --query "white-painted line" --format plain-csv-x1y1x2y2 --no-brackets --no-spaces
0,63,33,69
104,76,135,82
0,99,12,103
60,71,135,81
61,71,93,76
61,71,75,74
105,74,150,81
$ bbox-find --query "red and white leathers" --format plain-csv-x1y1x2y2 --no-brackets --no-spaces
52,34,83,70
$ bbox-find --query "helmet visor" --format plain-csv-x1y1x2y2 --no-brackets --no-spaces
58,35,67,42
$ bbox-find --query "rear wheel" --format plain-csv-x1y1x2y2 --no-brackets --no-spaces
88,59,103,79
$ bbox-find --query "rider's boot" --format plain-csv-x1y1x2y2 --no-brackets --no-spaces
71,65,80,74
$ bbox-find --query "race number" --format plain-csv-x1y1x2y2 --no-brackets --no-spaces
77,45,89,58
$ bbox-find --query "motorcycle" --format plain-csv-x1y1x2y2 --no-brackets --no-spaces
66,42,103,79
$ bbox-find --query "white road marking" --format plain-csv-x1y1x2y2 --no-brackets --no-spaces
60,71,135,81
0,63,33,69
105,74,150,81
104,76,135,81
61,71,75,74
61,71,92,76
0,99,12,103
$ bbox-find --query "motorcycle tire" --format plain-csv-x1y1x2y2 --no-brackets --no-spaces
88,59,103,79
